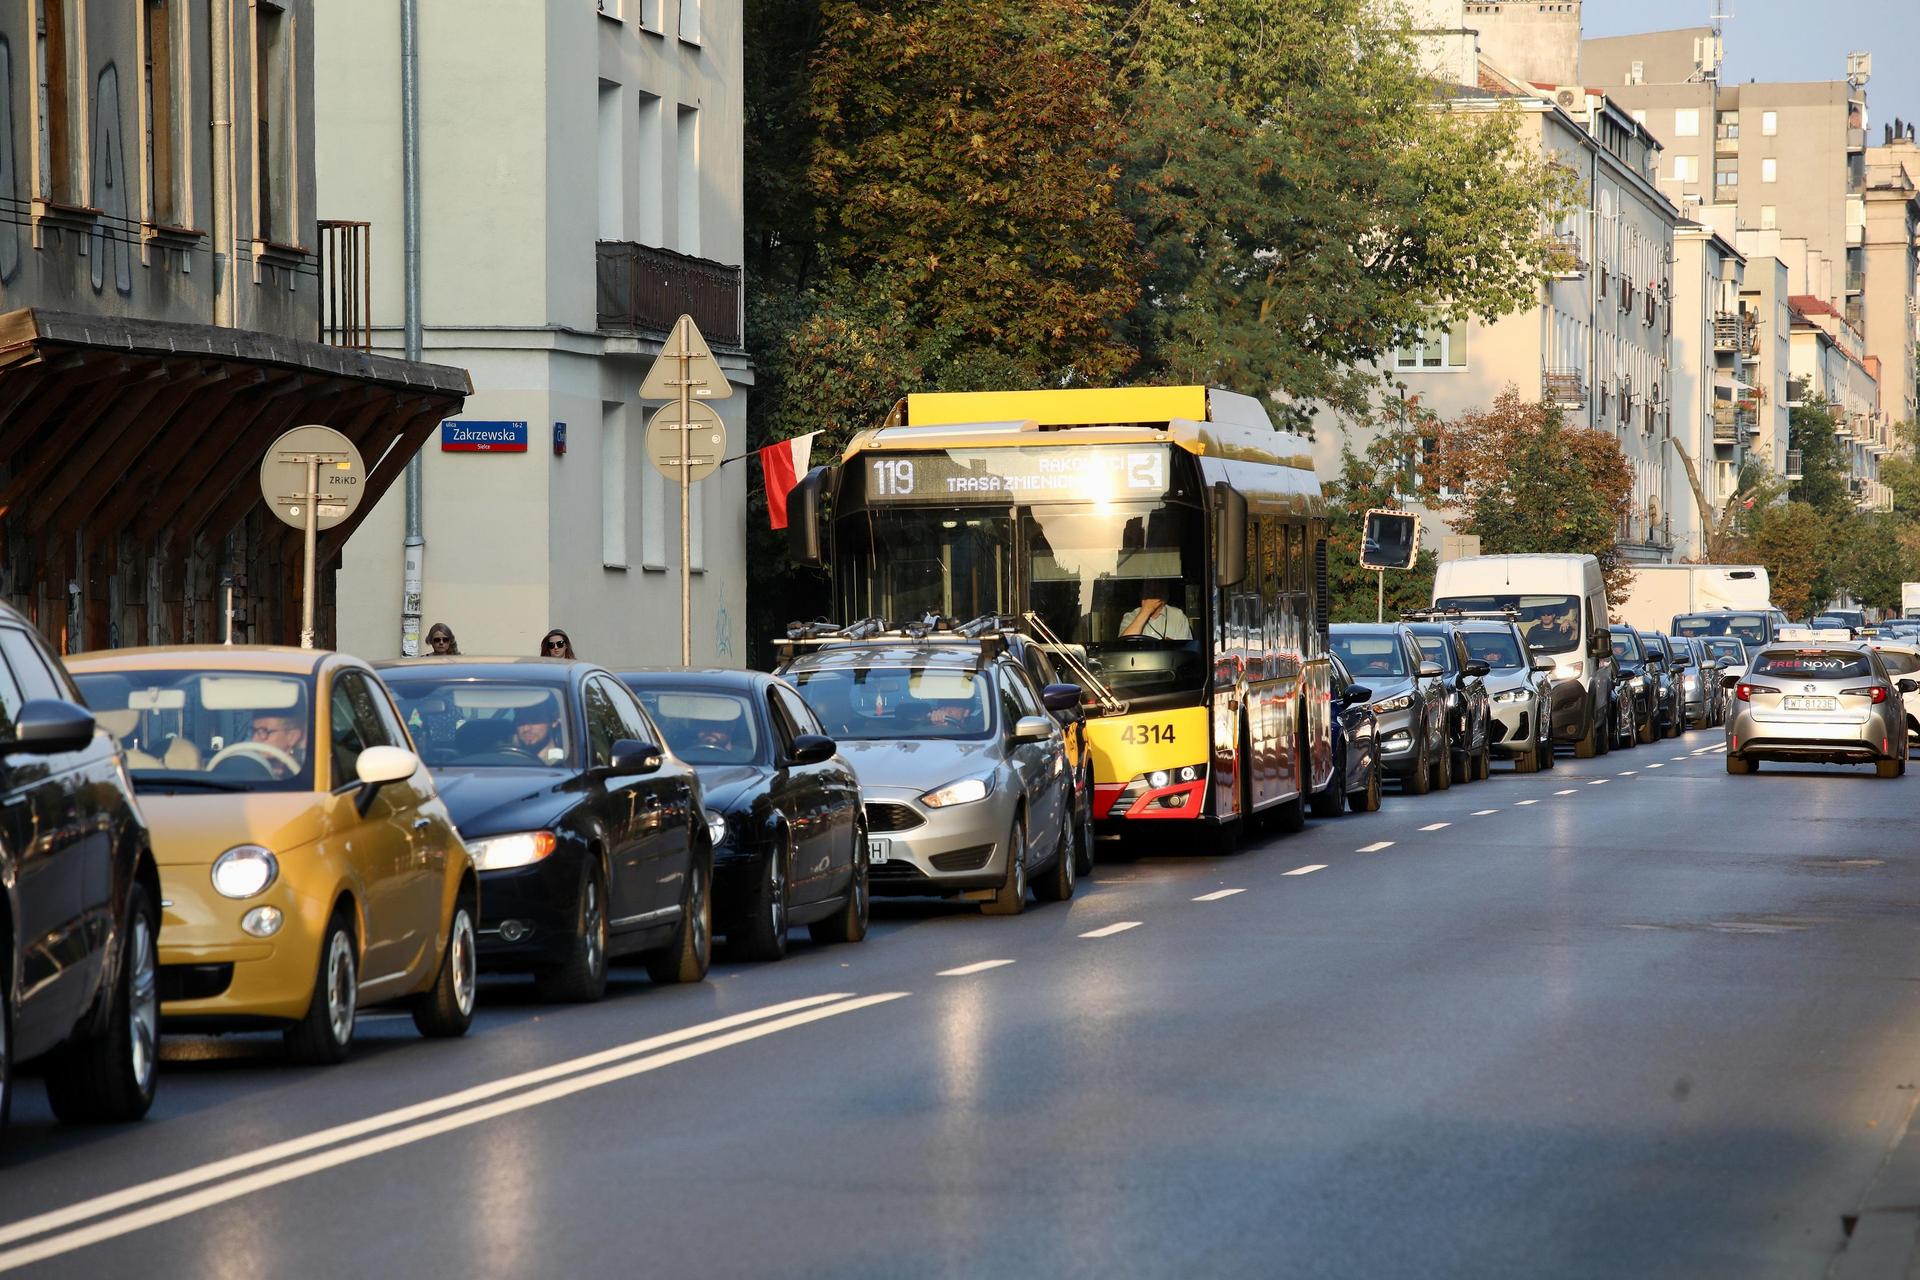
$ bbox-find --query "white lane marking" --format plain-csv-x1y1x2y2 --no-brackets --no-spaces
1554,789,1578,796
1514,799,1540,806
1672,756,1688,761
1079,921,1143,938
0,994,853,1250
1647,763,1664,769
937,959,1016,977
1284,864,1326,876
0,994,908,1272
1357,841,1394,853
1618,770,1637,776
1192,889,1246,902
1471,809,1498,816
1588,779,1609,785
1419,822,1451,831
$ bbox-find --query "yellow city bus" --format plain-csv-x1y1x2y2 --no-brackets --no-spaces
785,386,1334,850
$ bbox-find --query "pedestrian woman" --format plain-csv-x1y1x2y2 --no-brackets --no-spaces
426,623,459,655
539,628,575,659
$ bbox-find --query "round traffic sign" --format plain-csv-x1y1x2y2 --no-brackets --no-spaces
644,401,726,483
259,425,367,531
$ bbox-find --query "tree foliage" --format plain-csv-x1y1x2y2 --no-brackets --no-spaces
1787,403,1851,517
1747,501,1833,619
1323,427,1436,622
1421,389,1634,604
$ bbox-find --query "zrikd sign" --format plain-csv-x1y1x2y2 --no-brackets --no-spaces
441,421,529,453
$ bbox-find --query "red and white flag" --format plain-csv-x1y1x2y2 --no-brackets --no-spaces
760,432,818,530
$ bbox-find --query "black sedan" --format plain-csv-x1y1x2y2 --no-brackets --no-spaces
3,607,161,1129
376,658,713,1002
620,669,867,962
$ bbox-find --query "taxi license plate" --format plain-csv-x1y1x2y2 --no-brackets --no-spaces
1782,695,1838,711
867,838,891,865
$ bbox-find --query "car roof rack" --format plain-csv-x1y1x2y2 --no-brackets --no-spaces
773,613,1017,662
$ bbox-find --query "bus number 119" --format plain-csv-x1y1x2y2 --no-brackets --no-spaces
872,460,916,497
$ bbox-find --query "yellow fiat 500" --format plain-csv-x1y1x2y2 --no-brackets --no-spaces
66,647,478,1064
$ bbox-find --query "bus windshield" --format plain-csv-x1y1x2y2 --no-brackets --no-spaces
1431,594,1581,654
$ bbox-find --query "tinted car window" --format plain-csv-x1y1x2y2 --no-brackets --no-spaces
1461,631,1524,670
1331,635,1407,678
330,669,397,785
1643,637,1669,662
1675,614,1768,644
581,676,628,768
1414,634,1456,672
636,689,762,765
1610,632,1644,661
385,676,575,767
1432,595,1581,653
790,665,993,741
72,669,316,790
772,686,822,738
0,646,24,739
0,627,66,701
1751,650,1871,679
1004,664,1046,719
1876,649,1920,676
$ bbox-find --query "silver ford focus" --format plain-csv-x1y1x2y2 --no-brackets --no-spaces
778,638,1078,915
1723,635,1916,777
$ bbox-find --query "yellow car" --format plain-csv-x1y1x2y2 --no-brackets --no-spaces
67,647,478,1064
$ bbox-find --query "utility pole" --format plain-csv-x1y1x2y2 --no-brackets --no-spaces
399,0,426,656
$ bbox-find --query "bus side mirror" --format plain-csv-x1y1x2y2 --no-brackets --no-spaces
1212,482,1247,589
786,466,829,568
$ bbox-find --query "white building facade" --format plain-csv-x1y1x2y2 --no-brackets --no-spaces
317,0,751,664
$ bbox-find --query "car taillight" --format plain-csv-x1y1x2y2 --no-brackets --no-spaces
1843,686,1888,703
1736,683,1755,702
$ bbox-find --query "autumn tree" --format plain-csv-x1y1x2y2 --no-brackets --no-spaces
1747,501,1834,618
1116,0,1579,423
1421,389,1635,604
1323,424,1438,622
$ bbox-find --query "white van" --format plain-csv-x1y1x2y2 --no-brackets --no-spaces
1432,554,1616,758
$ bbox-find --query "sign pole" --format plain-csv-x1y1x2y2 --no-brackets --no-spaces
1376,568,1384,625
678,317,692,666
301,455,320,649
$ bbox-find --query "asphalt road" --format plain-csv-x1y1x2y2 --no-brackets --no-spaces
6,727,1920,1278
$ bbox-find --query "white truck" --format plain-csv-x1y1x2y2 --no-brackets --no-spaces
1903,582,1920,619
1618,565,1772,633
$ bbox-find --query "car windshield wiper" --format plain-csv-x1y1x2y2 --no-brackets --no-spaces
132,775,251,793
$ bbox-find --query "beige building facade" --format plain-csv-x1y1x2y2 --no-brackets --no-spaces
320,0,752,665
1861,146,1918,429
1669,224,1746,559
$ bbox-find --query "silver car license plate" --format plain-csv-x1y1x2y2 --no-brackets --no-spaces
1782,695,1838,711
868,838,891,864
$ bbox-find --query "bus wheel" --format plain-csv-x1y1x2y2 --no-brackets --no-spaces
1276,728,1309,832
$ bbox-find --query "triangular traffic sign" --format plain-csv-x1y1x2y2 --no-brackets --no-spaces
638,314,733,401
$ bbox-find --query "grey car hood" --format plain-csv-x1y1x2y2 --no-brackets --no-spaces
835,736,1000,792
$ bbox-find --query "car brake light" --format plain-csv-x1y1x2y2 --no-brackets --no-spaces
1842,686,1888,703
1736,683,1754,702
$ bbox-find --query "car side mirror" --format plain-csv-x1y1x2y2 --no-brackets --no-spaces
1040,682,1082,714
787,732,836,766
1530,654,1556,672
1720,674,1740,689
351,745,421,814
1463,660,1491,678
1900,678,1919,695
3,699,97,756
1418,661,1444,679
1673,654,1692,668
1342,685,1374,705
1012,715,1054,742
609,738,664,774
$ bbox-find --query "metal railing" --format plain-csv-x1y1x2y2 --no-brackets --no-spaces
1543,368,1587,411
595,241,744,346
1713,311,1744,352
1544,233,1586,278
317,220,372,352
1785,449,1803,480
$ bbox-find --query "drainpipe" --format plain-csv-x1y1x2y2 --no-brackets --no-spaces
210,0,233,327
399,0,425,656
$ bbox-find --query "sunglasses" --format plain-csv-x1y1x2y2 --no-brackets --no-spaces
544,639,568,652
428,635,453,646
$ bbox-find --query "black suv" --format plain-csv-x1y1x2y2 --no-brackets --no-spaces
1607,625,1658,747
1406,622,1494,783
2,607,161,1129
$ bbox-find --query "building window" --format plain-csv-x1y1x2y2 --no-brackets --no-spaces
1674,108,1699,137
639,0,662,33
252,0,295,245
142,0,185,226
1715,158,1738,189
1392,324,1468,371
1673,154,1698,183
1760,204,1776,230
1761,157,1776,183
1761,110,1777,136
597,80,623,240
642,465,667,570
1715,111,1739,142
675,104,699,256
34,0,79,203
678,0,700,45
636,91,663,245
1631,108,1646,124
602,401,628,569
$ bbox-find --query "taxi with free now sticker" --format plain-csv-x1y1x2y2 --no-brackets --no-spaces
1722,629,1916,777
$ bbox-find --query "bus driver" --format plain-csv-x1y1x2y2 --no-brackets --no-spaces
1119,580,1192,641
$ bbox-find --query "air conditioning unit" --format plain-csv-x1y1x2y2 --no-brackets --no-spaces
1556,89,1581,111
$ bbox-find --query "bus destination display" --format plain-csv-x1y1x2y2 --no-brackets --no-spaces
865,446,1170,505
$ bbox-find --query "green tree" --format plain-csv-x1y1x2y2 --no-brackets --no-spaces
1880,455,1920,521
1788,403,1850,516
1117,0,1579,423
1323,427,1437,622
1748,501,1834,618
1833,512,1920,615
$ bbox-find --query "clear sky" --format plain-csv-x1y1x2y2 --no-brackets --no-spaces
1582,1,1919,143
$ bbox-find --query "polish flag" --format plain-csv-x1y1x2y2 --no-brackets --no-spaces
760,432,818,530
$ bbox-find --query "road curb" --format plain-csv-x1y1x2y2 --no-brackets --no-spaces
1832,1091,1920,1279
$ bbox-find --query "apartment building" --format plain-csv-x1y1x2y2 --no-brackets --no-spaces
1669,223,1746,559
1861,146,1918,429
1788,299,1893,510
319,0,750,664
0,0,468,649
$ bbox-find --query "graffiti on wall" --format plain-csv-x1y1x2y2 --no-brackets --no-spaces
0,38,20,285
89,63,133,296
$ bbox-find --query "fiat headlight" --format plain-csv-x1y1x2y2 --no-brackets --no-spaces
468,831,557,870
211,845,279,900
1372,692,1413,714
921,777,991,808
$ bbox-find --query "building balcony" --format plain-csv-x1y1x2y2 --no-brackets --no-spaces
317,220,372,351
1785,449,1803,480
595,241,744,347
1543,368,1587,411
1713,311,1757,356
1544,233,1586,278
1713,403,1754,445
1785,375,1810,407
1848,126,1867,152
1846,267,1865,295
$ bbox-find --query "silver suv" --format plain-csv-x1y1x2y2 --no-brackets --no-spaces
1330,624,1451,793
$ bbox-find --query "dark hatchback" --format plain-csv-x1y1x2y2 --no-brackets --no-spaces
1607,625,1657,747
1317,655,1382,814
377,658,712,1001
620,669,867,961
2,608,161,1129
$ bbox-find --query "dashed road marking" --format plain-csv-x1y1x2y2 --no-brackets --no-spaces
1471,809,1499,816
1515,799,1540,806
1647,763,1664,769
938,959,1016,977
1284,864,1326,876
1554,789,1578,796
1588,779,1609,785
1357,841,1395,853
1192,889,1246,902
1419,822,1451,831
1618,770,1637,776
1080,921,1143,939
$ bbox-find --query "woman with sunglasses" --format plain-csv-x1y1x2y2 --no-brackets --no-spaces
426,624,459,654
539,628,576,659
